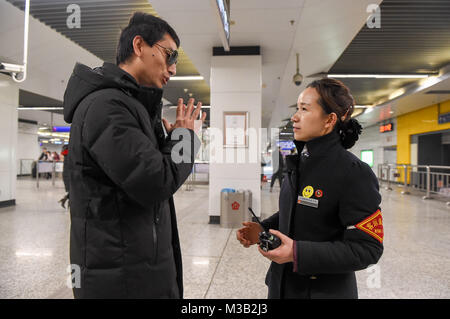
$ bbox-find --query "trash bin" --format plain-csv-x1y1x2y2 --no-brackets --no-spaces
220,189,252,228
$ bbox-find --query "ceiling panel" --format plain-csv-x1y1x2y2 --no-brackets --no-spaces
18,89,64,115
328,0,450,108
6,0,210,106
337,78,419,106
19,89,62,107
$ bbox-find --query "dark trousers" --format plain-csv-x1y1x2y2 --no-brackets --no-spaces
270,170,283,188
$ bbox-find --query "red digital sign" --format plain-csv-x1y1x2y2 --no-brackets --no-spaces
379,123,394,133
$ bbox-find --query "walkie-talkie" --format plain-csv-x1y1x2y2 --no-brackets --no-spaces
248,207,281,252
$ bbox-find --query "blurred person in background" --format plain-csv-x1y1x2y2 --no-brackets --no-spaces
58,145,69,209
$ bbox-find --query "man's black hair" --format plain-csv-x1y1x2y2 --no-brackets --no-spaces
116,12,180,65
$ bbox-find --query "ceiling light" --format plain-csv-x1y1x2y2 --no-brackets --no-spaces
170,76,204,81
419,76,440,88
388,88,405,100
18,107,64,110
327,74,431,79
210,0,230,51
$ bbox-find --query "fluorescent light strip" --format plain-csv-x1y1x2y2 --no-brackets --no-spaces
38,132,69,138
18,107,63,110
327,74,430,79
170,76,204,81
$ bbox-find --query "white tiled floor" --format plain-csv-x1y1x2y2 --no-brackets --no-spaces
0,177,449,299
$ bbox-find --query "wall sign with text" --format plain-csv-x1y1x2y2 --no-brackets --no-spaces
438,112,450,124
223,112,249,148
379,123,394,133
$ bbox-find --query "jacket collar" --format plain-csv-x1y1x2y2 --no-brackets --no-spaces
102,63,163,118
102,62,140,88
287,131,342,171
294,131,341,158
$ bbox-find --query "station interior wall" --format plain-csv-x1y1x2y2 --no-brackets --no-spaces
397,99,450,165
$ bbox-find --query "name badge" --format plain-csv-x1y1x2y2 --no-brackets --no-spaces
297,196,319,208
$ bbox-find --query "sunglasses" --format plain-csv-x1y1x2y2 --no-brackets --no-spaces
154,43,178,66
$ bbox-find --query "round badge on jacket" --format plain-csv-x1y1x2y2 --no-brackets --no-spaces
302,186,314,198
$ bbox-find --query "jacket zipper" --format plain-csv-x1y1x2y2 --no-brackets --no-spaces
152,222,158,264
153,203,160,264
287,170,299,236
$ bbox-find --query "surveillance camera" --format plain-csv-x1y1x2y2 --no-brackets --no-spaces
0,63,25,74
293,72,303,86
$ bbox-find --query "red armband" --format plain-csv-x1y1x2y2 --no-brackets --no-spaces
354,209,383,243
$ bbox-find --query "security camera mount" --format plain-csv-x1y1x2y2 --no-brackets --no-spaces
0,0,30,83
292,53,303,86
0,63,26,80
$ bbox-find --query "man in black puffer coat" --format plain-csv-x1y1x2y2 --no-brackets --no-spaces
63,13,205,299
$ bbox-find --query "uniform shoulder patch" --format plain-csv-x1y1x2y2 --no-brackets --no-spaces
355,209,383,243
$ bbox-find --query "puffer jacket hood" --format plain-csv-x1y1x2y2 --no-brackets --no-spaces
63,62,161,124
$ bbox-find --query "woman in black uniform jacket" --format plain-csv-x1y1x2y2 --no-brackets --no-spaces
237,78,383,299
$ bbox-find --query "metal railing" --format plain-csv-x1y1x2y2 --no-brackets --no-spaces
19,159,34,175
36,160,64,188
184,162,210,191
378,163,450,203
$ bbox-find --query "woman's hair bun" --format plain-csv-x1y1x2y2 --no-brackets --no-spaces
339,118,362,149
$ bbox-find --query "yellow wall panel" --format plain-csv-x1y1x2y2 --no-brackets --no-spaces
397,99,450,165
440,99,450,113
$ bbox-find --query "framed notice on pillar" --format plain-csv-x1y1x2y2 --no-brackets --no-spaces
223,111,249,148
